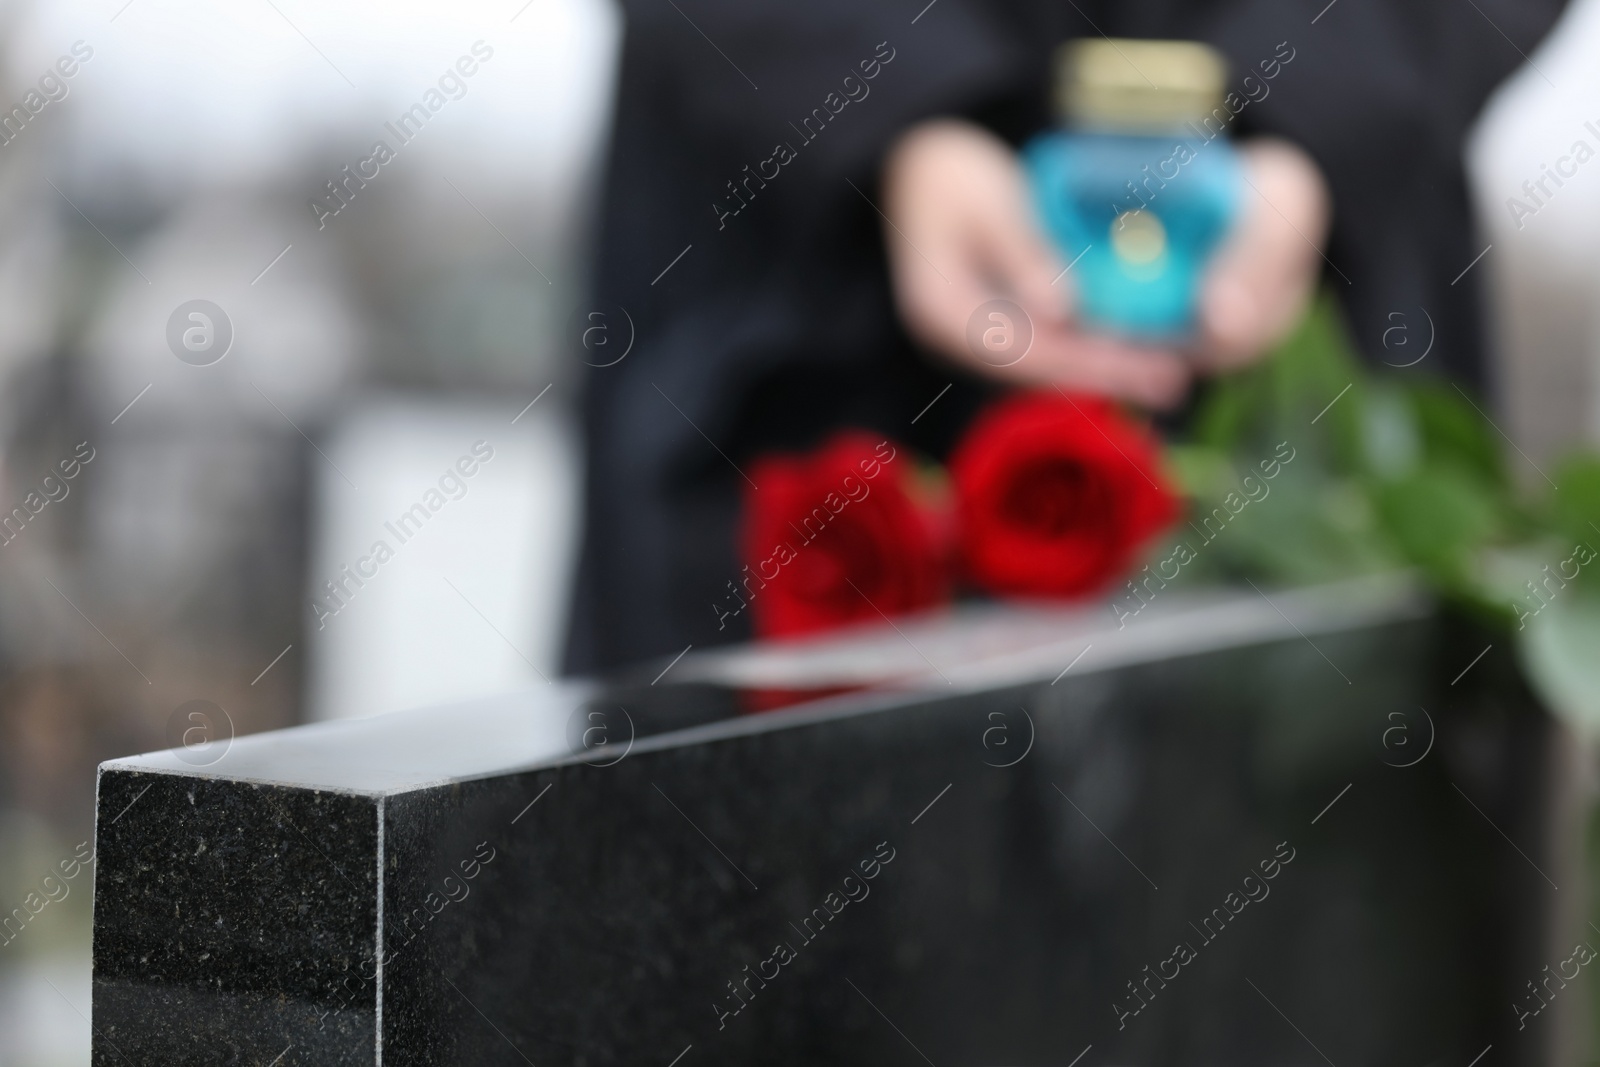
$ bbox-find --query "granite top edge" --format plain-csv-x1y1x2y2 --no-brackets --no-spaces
609,572,1431,762
96,575,1428,798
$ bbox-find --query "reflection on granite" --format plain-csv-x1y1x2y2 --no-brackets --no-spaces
92,578,1551,1065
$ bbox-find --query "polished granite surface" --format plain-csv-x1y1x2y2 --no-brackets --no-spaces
93,577,1551,1066
101,577,1421,792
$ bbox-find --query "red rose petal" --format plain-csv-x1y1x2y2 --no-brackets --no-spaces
951,391,1178,598
741,432,951,639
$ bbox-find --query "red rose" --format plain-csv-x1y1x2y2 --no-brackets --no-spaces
951,391,1177,598
741,433,949,638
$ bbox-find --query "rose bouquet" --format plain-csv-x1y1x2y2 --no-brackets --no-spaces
740,394,1179,639
737,292,1600,738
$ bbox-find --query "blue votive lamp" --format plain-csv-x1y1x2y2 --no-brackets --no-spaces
1025,38,1241,341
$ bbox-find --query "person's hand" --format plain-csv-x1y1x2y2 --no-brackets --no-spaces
1194,137,1330,371
881,120,1187,408
879,119,1330,408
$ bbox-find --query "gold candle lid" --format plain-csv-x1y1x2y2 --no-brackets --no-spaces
1056,38,1228,132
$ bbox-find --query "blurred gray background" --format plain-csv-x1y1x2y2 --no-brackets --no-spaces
0,1,612,1061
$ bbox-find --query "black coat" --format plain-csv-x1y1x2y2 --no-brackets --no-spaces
565,0,1567,674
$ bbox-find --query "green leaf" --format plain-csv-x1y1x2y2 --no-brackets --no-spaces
1373,467,1500,594
1163,444,1237,502
1177,286,1600,630
1520,594,1600,739
1193,292,1368,475
1361,385,1422,481
1192,365,1268,452
1406,381,1505,488
1552,454,1600,546
1204,477,1398,585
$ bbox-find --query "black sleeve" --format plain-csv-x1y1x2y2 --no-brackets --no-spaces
610,0,1037,196
1189,0,1569,384
592,0,1064,357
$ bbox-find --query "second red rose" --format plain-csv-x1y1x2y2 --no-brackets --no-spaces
950,391,1177,598
741,433,949,638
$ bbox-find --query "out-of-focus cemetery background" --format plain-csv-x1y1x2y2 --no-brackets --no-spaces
0,0,1598,1062
0,1,611,1060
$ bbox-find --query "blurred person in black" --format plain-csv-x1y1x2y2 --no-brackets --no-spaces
564,0,1566,674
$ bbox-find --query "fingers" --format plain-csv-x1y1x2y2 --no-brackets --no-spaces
972,164,1072,329
968,147,1189,407
1019,329,1192,409
880,122,997,359
887,230,978,358
881,117,1195,410
908,245,1191,409
1196,138,1330,371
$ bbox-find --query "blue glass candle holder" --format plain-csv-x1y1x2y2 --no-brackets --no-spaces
1026,130,1240,342
1026,39,1242,342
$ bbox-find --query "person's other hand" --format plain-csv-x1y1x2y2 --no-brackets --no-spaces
1194,137,1330,371
879,120,1330,408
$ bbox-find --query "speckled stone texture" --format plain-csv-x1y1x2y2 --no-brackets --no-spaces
91,582,1552,1066
93,775,379,1063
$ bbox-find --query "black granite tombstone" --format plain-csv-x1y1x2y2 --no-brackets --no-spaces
92,577,1552,1066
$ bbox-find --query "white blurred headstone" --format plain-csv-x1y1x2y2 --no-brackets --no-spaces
304,396,578,721
1468,0,1600,466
